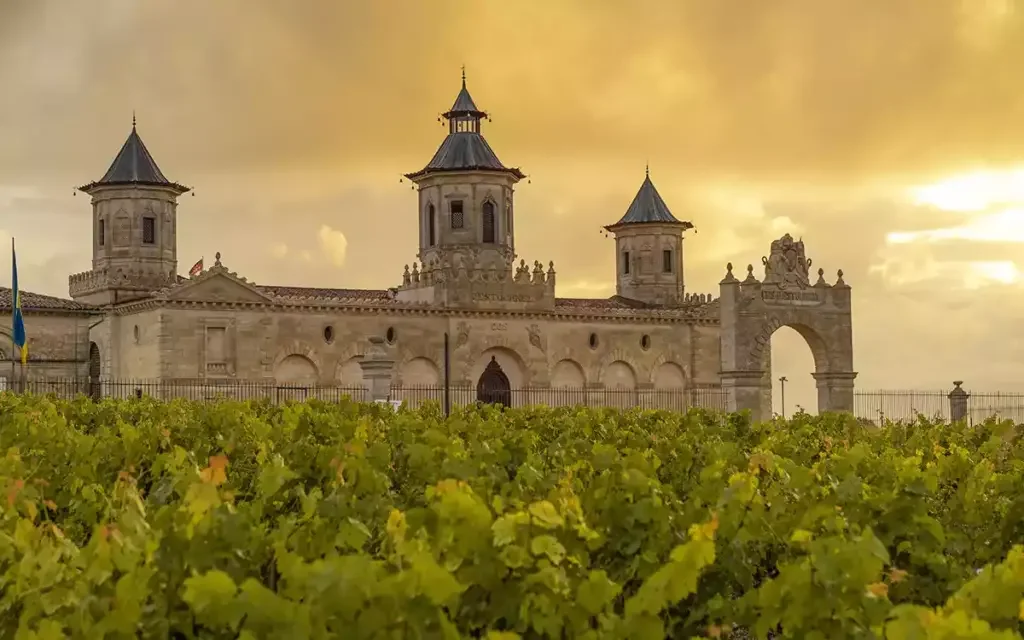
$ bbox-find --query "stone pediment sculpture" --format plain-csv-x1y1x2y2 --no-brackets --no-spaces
762,233,812,289
163,252,273,304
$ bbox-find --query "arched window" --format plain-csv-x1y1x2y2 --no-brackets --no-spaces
427,204,436,246
482,201,496,243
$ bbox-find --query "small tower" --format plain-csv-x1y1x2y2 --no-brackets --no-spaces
70,117,190,305
403,69,525,270
604,167,694,306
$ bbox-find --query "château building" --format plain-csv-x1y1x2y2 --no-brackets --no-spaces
0,74,857,419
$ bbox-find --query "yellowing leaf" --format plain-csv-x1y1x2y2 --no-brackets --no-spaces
866,582,888,598
790,529,814,543
889,568,908,584
198,454,229,486
528,501,564,529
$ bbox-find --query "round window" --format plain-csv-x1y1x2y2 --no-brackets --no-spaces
588,333,599,349
640,334,651,350
323,325,335,344
386,327,397,344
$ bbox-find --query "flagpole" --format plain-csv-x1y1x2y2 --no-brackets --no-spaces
9,237,15,391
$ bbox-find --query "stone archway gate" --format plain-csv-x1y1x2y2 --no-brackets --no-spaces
719,234,856,421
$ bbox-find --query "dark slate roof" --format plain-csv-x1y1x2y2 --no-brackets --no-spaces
447,80,483,116
0,286,95,312
79,124,190,193
606,172,692,229
411,132,524,178
406,74,525,180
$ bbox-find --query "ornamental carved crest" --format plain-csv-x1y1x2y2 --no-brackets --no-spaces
761,233,812,289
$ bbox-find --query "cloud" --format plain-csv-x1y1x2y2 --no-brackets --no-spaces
4,0,1024,413
317,224,348,267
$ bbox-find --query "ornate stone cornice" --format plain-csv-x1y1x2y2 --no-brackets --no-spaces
104,296,721,326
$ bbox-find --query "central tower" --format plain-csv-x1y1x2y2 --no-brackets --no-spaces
396,71,555,310
403,70,525,271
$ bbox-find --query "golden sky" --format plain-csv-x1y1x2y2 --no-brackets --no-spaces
2,0,1024,411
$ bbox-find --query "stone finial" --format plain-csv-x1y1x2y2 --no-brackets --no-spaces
743,264,759,284
402,264,411,286
214,252,222,267
836,269,847,286
814,267,827,287
547,260,555,274
720,262,739,284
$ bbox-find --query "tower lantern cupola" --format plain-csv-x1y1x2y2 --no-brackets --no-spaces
604,167,694,307
403,70,525,269
444,68,488,134
69,116,190,305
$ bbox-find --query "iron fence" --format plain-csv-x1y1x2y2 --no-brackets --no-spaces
854,389,1024,425
389,385,729,411
11,378,1024,423
1,377,729,411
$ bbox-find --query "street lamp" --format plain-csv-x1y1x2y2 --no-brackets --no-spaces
778,376,788,418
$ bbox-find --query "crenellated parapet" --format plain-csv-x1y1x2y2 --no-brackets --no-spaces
395,255,557,310
69,266,178,303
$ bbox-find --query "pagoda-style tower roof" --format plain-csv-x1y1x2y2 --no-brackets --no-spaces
605,168,693,231
405,70,525,181
78,117,190,194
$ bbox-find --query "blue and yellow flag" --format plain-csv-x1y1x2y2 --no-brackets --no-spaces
11,238,26,365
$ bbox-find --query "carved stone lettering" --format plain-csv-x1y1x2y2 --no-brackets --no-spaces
490,322,508,331
760,289,824,305
473,293,533,302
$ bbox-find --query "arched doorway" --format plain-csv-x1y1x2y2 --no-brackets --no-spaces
88,342,102,400
719,234,855,421
477,356,511,406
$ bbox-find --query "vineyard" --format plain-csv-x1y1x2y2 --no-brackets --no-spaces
1,394,1023,639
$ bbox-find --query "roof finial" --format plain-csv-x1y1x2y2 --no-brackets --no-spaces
132,110,136,129
645,161,649,178
461,64,466,87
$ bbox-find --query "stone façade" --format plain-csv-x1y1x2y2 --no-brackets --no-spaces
2,74,855,419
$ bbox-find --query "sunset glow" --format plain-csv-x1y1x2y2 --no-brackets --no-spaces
910,167,1024,213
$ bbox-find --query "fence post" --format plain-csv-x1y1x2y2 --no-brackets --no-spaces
357,336,396,403
948,380,969,423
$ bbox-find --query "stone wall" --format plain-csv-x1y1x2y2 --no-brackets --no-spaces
0,312,95,384
108,305,720,398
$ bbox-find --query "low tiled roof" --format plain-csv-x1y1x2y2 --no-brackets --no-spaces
0,286,94,312
258,285,392,302
555,297,640,310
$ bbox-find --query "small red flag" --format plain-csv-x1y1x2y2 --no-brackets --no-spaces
188,258,203,277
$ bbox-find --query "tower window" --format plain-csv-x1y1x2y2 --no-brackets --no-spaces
663,249,673,273
98,219,105,247
142,216,155,244
482,201,496,243
450,200,464,229
427,204,436,246
623,251,630,275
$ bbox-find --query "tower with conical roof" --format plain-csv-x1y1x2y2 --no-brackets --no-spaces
396,70,555,309
603,168,694,306
69,117,190,305
403,69,525,271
